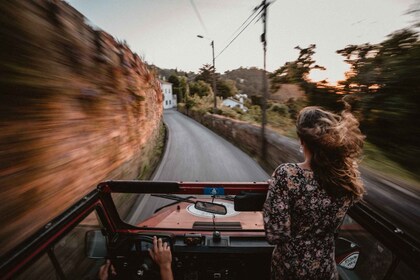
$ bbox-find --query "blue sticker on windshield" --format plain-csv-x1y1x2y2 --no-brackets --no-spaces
204,187,225,195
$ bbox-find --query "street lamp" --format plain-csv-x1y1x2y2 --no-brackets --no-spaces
197,35,217,112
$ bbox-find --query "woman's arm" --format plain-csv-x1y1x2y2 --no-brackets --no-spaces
263,165,292,244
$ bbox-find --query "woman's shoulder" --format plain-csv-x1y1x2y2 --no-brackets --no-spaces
271,163,303,192
275,163,300,172
273,163,300,177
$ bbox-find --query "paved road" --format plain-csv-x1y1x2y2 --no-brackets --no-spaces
362,170,420,240
154,110,268,182
129,110,269,223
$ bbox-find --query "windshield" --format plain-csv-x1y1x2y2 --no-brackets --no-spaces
112,189,265,232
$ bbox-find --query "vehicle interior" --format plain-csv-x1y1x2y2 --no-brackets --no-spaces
1,181,419,280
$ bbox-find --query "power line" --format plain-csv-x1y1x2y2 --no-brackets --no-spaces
215,7,264,59
190,0,208,35
226,7,260,44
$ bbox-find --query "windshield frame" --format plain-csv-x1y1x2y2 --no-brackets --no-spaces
98,181,269,233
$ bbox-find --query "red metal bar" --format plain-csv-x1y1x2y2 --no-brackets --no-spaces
3,201,102,280
177,182,269,194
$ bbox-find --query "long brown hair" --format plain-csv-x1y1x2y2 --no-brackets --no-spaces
296,104,365,200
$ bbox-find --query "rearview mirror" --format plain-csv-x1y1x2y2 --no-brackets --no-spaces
195,201,227,215
85,230,107,259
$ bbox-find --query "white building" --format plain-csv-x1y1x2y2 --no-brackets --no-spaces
160,80,177,109
222,93,248,112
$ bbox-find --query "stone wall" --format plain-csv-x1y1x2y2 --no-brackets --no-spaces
0,0,163,254
181,108,303,174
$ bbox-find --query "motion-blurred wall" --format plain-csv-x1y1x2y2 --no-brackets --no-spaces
0,0,163,254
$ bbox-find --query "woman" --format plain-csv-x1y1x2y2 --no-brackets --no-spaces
263,105,365,280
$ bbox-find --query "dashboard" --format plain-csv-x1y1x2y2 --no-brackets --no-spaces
108,232,273,280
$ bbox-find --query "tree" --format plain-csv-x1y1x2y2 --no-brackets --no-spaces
178,76,188,102
195,64,218,84
337,28,420,174
195,64,238,99
168,74,187,102
223,67,264,96
189,80,211,97
270,44,325,92
216,79,237,99
336,43,379,93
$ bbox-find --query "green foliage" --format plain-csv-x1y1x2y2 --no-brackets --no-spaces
185,98,196,110
243,98,253,110
186,94,214,113
267,110,293,130
195,64,238,99
168,74,188,102
195,64,217,84
189,80,211,97
250,95,263,107
270,44,325,93
336,28,420,175
216,79,237,99
177,103,186,111
285,98,307,120
232,106,245,115
306,88,343,112
247,105,262,122
179,76,188,100
218,106,241,119
269,103,289,117
336,43,378,92
149,65,195,81
223,67,264,96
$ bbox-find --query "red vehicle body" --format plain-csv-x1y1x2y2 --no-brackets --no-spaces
0,181,419,279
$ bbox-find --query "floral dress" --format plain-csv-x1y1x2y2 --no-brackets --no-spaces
263,163,353,280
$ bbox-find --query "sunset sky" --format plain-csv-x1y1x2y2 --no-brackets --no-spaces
67,0,418,84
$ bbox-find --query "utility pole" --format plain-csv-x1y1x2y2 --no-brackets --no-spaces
211,40,217,113
197,35,217,113
260,0,269,159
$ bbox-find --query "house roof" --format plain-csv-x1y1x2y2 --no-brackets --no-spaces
223,98,241,104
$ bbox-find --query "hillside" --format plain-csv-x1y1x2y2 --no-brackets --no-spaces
223,67,265,96
152,66,269,97
148,64,196,81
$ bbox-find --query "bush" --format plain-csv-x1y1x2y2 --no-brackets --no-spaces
285,98,307,120
269,103,289,117
247,105,262,122
267,111,293,128
219,107,240,119
233,106,245,115
185,98,196,109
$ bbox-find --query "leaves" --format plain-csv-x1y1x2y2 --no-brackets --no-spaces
189,80,211,97
195,64,216,84
336,28,420,174
270,44,325,92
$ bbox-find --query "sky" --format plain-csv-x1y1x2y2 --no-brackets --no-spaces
67,0,418,85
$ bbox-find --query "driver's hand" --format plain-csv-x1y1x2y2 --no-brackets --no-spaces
148,236,172,269
98,259,116,280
